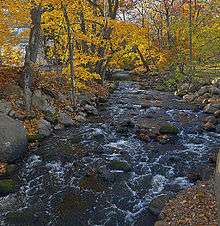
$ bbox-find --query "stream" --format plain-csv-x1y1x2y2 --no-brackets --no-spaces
0,80,220,226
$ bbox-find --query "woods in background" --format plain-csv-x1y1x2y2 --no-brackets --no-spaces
0,0,219,109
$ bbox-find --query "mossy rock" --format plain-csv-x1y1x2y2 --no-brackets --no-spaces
79,174,105,192
159,124,179,135
27,134,43,143
110,160,132,172
6,164,17,176
44,111,59,124
0,179,16,195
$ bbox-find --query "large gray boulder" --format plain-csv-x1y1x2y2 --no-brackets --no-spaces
0,114,27,162
0,100,12,115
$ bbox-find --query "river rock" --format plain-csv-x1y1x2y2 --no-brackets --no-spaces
0,114,27,162
148,194,172,216
182,94,196,102
204,103,220,114
0,179,16,195
214,110,220,118
58,112,74,126
38,119,52,137
203,115,217,124
0,100,12,115
216,124,220,133
159,124,179,135
203,121,216,132
198,86,211,96
32,90,47,111
83,104,98,116
212,78,220,87
110,160,132,172
210,87,220,95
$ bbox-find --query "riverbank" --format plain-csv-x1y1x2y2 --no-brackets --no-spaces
156,179,217,225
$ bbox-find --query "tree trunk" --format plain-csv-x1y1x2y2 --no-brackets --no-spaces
62,4,76,107
189,0,193,76
136,47,150,72
23,4,43,112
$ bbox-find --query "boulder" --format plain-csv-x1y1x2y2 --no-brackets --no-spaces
58,112,74,126
148,194,172,216
159,124,179,135
0,114,27,162
38,119,52,137
0,100,12,115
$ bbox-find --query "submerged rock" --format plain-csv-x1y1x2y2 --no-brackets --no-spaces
79,174,106,192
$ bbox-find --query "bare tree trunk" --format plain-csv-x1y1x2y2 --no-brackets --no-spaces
24,4,43,112
62,4,76,107
189,0,193,76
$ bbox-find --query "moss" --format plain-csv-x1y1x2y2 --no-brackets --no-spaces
27,134,43,143
44,111,59,124
79,174,105,192
159,124,179,135
0,179,16,194
110,160,132,172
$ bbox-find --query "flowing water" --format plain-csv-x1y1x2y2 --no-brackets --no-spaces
0,80,220,226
